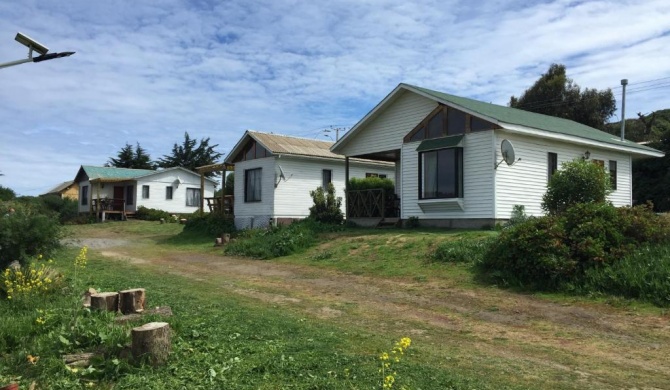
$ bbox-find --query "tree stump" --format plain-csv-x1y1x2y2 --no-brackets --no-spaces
119,288,146,314
131,322,171,366
90,292,119,312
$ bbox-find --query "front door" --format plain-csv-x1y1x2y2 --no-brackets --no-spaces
113,186,125,211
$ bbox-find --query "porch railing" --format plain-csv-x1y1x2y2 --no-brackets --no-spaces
204,195,234,215
347,189,399,218
91,198,126,213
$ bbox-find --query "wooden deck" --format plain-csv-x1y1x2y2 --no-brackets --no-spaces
90,198,129,221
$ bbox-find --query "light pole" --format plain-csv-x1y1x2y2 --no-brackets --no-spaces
0,32,75,70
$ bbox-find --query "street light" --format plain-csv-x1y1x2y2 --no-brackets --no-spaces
0,32,75,70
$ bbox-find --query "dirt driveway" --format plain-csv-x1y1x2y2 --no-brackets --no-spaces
69,237,670,389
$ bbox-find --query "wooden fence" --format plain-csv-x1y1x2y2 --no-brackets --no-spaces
347,189,399,218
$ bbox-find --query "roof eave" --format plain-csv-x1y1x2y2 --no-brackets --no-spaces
224,130,253,164
498,124,665,158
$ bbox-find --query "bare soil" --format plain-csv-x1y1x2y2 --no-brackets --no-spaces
68,237,670,389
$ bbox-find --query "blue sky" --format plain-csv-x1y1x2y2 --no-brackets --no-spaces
1,0,669,195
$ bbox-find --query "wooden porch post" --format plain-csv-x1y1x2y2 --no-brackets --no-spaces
199,173,205,214
221,169,226,207
345,157,350,219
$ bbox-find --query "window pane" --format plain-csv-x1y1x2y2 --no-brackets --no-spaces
142,185,150,199
322,169,332,189
447,108,466,135
186,188,200,206
245,142,255,161
409,127,425,142
423,151,438,198
609,160,617,190
81,186,88,206
126,186,134,206
437,149,456,197
166,186,173,200
548,152,558,181
426,111,443,139
471,116,493,132
245,168,262,202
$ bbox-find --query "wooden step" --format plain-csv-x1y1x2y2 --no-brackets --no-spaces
376,218,400,228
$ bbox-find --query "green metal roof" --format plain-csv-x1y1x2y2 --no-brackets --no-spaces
405,84,660,154
81,166,155,181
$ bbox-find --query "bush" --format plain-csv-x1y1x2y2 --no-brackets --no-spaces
135,206,173,222
40,195,79,224
348,177,394,192
505,205,529,228
0,202,63,269
308,183,344,225
183,212,236,237
578,244,670,306
224,219,340,259
542,158,612,215
479,216,573,289
430,238,490,264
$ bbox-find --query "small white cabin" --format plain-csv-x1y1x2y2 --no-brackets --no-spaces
74,166,216,219
331,83,664,228
224,131,395,229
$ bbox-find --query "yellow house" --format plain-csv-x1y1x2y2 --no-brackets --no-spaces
42,181,79,201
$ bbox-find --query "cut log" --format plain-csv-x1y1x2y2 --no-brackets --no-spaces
114,306,173,324
82,287,98,307
63,352,96,367
119,288,146,314
131,322,171,366
90,292,119,312
222,233,231,244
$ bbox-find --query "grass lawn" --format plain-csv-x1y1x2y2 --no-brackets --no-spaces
2,221,669,389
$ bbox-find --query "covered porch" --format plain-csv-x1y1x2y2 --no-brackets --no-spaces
87,179,135,221
196,162,235,215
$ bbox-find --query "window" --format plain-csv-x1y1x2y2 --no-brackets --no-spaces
126,186,134,206
548,152,558,181
142,185,150,199
322,169,332,189
471,116,492,132
365,173,387,179
609,160,617,190
420,148,463,199
245,168,262,202
405,106,497,143
81,185,88,206
186,188,201,207
447,108,466,135
235,140,271,162
166,186,173,200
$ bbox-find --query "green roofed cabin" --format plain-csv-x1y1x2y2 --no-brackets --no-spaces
74,165,217,220
330,83,664,228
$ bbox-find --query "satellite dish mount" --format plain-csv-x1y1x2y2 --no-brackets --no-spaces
495,139,521,169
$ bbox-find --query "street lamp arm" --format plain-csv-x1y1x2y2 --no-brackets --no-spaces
32,51,76,63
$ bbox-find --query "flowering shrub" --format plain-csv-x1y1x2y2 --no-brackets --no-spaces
379,337,411,389
2,256,62,301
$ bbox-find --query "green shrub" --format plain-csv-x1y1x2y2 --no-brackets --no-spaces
405,216,420,229
542,158,611,215
308,183,344,225
0,185,16,201
348,177,394,192
430,238,489,264
40,195,79,224
562,202,625,264
0,202,63,269
224,220,340,259
183,212,236,237
505,205,529,228
479,216,573,289
578,244,670,307
135,206,173,222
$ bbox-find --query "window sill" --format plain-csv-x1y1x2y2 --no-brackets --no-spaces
418,198,464,212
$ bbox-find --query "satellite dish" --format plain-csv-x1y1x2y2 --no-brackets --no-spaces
495,139,520,169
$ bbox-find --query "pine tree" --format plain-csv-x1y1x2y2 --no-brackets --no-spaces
156,132,223,177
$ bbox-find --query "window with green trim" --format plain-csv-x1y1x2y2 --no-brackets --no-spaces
419,148,463,199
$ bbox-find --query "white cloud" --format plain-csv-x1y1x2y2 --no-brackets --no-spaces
0,0,669,195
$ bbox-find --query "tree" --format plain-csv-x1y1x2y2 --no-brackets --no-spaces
510,64,616,129
0,185,16,201
214,173,235,196
107,142,154,169
156,132,223,177
632,110,670,211
542,158,612,215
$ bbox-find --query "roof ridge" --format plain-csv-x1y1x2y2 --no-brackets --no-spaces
247,129,334,144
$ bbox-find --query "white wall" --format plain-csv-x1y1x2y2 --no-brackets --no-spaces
273,156,395,219
493,131,632,219
135,169,215,214
401,131,495,219
337,90,438,157
233,157,276,229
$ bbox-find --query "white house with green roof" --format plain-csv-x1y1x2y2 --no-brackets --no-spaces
331,83,664,228
74,165,216,218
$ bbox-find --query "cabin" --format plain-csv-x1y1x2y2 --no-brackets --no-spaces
224,130,396,229
330,83,664,228
74,166,217,220
41,181,79,200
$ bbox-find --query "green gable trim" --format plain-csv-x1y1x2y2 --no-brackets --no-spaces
404,84,660,155
416,135,464,152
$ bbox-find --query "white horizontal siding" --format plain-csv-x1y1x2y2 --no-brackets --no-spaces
494,132,632,219
234,157,276,221
401,131,495,219
135,170,215,214
338,91,438,157
272,156,396,219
